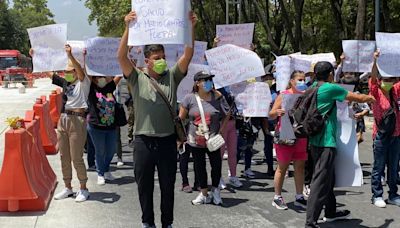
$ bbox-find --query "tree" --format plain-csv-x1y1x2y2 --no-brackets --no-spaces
355,0,366,39
0,1,26,51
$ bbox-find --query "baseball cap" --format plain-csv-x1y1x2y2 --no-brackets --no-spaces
193,71,214,81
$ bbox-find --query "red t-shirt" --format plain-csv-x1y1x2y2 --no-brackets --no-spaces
369,79,400,139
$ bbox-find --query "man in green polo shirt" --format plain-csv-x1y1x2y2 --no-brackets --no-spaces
305,62,375,228
117,11,197,228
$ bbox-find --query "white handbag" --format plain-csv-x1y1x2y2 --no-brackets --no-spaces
195,94,226,152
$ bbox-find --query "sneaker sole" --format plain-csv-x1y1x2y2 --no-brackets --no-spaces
323,214,350,222
272,201,288,210
54,193,73,200
75,195,90,203
294,201,307,209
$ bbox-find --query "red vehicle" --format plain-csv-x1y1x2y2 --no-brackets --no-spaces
0,50,33,88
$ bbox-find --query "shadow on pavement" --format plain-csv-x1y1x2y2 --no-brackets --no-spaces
220,197,249,208
286,202,307,213
108,176,135,186
318,218,394,228
334,190,364,197
89,192,121,204
0,211,46,217
239,180,273,192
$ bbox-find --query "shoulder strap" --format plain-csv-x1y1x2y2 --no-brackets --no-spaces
145,74,177,121
195,93,210,139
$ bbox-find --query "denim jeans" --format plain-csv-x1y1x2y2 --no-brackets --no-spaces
371,134,400,200
87,124,117,176
237,135,254,170
86,132,95,167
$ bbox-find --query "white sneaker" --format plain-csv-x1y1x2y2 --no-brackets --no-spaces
372,197,386,208
244,168,255,178
97,175,106,185
303,185,311,198
191,192,212,205
117,158,124,167
104,172,115,181
219,178,227,189
212,188,223,205
75,189,89,202
54,188,73,200
229,176,243,188
223,153,228,160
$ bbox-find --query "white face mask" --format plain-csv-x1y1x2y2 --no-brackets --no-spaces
97,78,107,88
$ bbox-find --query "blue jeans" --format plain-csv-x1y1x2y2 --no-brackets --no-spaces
371,134,400,200
237,135,254,170
87,124,117,176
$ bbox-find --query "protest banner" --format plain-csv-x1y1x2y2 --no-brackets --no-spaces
230,82,272,117
163,44,179,68
292,52,337,66
342,40,376,73
375,32,400,77
177,64,210,102
85,37,122,76
280,94,301,140
216,23,254,49
129,46,145,68
205,44,265,89
128,0,192,46
27,24,68,73
66,40,85,66
275,55,292,92
177,41,207,64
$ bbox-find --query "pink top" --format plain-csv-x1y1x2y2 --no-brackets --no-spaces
369,79,400,139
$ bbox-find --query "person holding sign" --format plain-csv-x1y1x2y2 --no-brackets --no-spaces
117,10,197,228
30,45,91,202
369,51,400,208
269,71,308,210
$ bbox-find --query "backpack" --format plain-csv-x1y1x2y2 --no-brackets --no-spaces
376,89,397,138
288,83,335,137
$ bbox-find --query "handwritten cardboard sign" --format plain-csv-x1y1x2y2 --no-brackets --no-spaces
129,46,146,68
216,23,254,49
177,41,207,64
342,40,376,73
128,0,192,46
85,37,122,76
66,40,85,66
205,44,265,89
230,81,272,117
177,64,210,102
27,24,68,72
375,32,400,77
292,52,337,66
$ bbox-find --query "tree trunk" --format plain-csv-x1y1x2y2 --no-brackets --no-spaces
330,0,346,39
293,0,304,51
277,0,298,51
355,0,366,39
381,0,392,31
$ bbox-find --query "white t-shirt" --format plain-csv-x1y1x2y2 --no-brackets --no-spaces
64,76,91,110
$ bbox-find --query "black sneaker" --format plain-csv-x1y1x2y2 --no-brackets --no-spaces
323,210,351,222
294,196,307,209
272,196,288,210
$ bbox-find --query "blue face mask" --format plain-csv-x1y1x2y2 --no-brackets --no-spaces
203,80,213,92
295,80,308,91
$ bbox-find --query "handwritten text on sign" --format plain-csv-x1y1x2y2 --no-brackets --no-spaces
376,32,400,77
85,37,122,76
128,0,192,46
205,44,265,89
230,82,272,117
342,40,376,73
216,23,254,49
27,24,68,73
177,64,210,102
177,41,207,64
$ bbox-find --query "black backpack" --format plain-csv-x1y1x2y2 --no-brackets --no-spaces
288,84,335,137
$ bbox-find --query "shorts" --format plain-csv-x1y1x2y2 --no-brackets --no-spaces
275,138,308,162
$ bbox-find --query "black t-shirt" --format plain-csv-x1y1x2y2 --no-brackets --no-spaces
87,81,117,130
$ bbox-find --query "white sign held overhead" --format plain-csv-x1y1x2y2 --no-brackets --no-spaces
275,55,292,92
205,44,265,89
129,46,145,68
292,53,337,66
177,64,210,102
177,41,207,64
216,23,255,49
85,37,122,76
230,82,272,117
342,40,376,73
67,40,85,66
128,0,192,46
375,32,400,77
27,24,68,73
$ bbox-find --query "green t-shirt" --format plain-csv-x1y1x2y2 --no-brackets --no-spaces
126,64,186,136
309,83,349,148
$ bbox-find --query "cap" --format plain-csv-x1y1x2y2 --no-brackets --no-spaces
193,71,214,81
65,59,75,72
314,61,334,76
264,64,273,75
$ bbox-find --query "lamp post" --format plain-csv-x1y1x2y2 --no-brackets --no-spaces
225,0,242,24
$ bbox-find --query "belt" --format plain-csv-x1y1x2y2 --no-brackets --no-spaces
64,110,86,118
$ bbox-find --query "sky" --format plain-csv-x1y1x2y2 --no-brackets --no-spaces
46,0,98,40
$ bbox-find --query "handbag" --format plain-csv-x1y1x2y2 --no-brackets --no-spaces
376,89,397,138
146,75,187,143
114,102,128,127
195,93,226,152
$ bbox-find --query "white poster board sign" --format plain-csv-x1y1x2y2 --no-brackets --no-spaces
177,64,210,102
129,46,145,68
205,44,265,89
280,94,301,140
216,23,255,49
275,56,292,92
292,52,337,66
85,37,122,76
342,40,376,73
375,32,400,77
27,24,68,72
128,0,192,46
335,101,363,187
67,40,85,66
231,82,272,117
177,41,207,64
